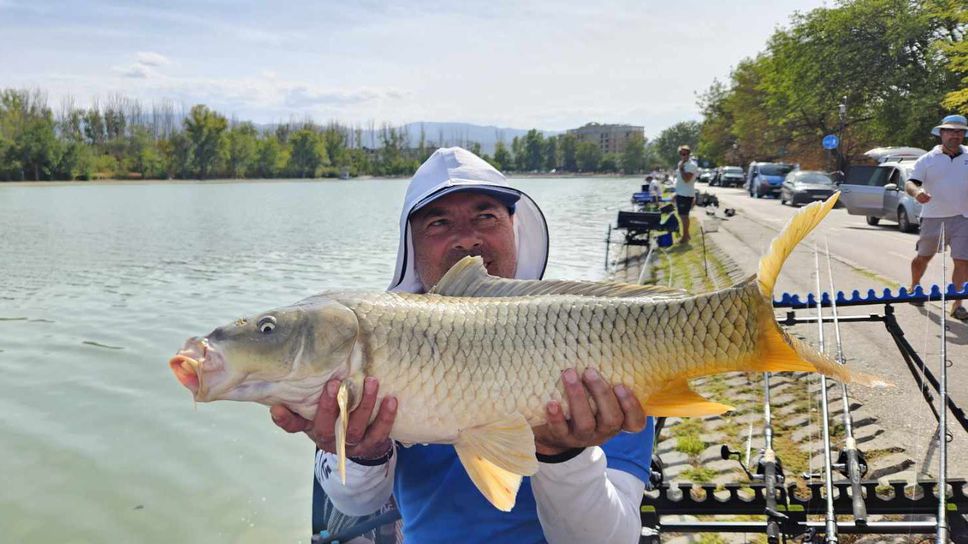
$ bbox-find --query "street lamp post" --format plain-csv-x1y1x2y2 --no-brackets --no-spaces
837,97,847,172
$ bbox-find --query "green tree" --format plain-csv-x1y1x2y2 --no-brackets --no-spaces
652,121,701,167
522,129,545,171
492,141,512,171
559,133,578,172
129,126,162,179
620,133,646,173
288,127,329,178
599,153,620,173
183,104,227,179
575,141,602,172
223,122,258,178
255,136,289,178
543,137,558,171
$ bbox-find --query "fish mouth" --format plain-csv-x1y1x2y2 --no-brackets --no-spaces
169,337,224,400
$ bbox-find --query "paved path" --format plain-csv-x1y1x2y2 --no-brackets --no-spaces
698,184,968,479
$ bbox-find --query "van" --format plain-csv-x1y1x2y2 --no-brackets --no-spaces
745,162,797,198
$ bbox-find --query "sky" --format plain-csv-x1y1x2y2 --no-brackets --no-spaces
0,0,829,137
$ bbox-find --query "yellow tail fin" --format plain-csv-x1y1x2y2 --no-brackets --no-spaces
750,193,892,387
756,194,839,298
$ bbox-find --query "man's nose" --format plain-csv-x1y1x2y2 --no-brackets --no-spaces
451,223,483,250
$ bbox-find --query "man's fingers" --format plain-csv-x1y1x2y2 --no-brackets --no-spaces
345,377,379,444
582,368,623,434
615,385,647,433
270,404,308,434
352,396,397,458
310,379,342,444
562,369,595,442
534,401,571,449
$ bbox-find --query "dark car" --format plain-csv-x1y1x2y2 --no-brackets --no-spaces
779,170,837,206
711,166,744,187
746,162,796,198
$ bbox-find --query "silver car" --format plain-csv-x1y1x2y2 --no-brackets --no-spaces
837,159,922,232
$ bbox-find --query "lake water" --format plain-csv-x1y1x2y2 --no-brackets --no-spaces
0,176,642,543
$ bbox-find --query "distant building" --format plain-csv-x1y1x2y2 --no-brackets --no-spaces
567,123,644,155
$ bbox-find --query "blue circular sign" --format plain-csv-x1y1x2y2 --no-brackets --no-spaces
822,134,839,149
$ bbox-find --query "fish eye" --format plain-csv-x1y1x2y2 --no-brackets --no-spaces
257,316,277,334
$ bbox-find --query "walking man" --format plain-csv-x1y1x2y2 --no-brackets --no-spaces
674,145,699,244
904,114,968,320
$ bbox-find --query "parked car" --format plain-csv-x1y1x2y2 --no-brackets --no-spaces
837,158,922,232
746,162,797,198
779,170,837,206
698,168,715,184
711,166,744,187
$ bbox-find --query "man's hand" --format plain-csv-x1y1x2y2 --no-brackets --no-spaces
532,368,646,456
915,189,932,204
270,376,397,461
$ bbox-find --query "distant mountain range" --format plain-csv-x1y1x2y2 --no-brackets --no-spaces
355,122,560,155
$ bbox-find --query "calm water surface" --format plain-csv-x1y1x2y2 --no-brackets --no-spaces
0,176,641,543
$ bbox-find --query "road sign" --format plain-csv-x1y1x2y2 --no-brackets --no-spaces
822,134,839,150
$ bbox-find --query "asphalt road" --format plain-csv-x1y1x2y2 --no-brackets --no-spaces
696,183,968,479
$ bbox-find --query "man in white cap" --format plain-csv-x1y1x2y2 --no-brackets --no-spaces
674,144,699,244
271,147,656,543
904,114,968,320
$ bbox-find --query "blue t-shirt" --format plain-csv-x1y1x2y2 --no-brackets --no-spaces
393,417,655,544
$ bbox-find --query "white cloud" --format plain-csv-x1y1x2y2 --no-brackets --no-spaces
135,51,170,67
114,63,153,79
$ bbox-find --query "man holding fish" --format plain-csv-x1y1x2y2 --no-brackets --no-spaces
269,147,656,543
170,148,884,542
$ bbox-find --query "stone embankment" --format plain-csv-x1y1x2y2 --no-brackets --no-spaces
608,216,924,544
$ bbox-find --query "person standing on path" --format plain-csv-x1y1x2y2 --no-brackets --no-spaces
904,114,968,321
674,145,699,244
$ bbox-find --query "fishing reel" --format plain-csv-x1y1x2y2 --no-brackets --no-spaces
720,445,786,485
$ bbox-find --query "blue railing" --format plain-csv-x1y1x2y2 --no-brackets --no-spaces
773,283,968,309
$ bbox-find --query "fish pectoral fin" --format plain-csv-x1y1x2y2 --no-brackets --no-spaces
453,414,538,512
644,378,734,417
334,382,350,484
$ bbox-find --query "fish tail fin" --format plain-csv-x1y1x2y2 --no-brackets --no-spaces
748,192,892,387
755,193,839,298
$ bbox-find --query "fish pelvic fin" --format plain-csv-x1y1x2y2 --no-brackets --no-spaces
643,378,734,417
335,382,350,484
755,193,839,298
453,414,537,512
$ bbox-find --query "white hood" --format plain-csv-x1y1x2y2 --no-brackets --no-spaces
388,147,549,293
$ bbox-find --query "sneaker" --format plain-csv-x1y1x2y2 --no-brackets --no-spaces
952,306,968,321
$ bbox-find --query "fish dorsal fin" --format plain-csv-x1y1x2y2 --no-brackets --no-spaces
453,414,538,511
643,378,734,417
430,256,689,299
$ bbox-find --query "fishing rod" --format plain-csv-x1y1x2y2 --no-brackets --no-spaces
812,247,839,544
823,240,867,525
760,372,787,544
937,226,950,544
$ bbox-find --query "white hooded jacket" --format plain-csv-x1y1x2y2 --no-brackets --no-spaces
388,146,549,293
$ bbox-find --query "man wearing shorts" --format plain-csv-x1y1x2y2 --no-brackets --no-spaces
904,114,968,321
674,145,699,244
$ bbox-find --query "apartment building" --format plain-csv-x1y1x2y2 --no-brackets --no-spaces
566,123,644,155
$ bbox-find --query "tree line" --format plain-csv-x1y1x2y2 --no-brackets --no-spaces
697,0,967,172
0,88,701,182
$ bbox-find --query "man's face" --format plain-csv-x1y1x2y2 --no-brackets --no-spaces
679,150,690,160
940,128,966,152
409,191,517,291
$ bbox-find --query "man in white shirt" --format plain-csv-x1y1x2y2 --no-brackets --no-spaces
674,145,699,244
904,114,968,321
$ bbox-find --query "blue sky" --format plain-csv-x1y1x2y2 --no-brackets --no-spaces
1,0,827,137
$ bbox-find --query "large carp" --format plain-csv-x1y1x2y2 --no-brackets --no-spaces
169,193,886,511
